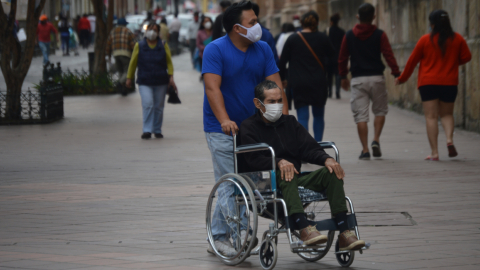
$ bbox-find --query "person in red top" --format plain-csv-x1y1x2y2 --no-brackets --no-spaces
36,15,59,65
395,10,471,161
338,3,400,160
77,14,91,49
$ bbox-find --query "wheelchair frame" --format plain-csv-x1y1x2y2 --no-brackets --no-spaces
206,136,369,269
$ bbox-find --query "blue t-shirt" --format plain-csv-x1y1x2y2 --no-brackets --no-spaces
202,35,279,133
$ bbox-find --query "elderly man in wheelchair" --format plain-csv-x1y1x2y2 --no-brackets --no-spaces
240,80,365,251
205,80,367,269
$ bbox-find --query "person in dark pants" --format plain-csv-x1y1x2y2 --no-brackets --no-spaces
338,3,401,160
240,80,366,251
77,14,91,49
279,11,335,142
326,13,345,99
187,12,200,67
58,17,70,56
211,0,231,41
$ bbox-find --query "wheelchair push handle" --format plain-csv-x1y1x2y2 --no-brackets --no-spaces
233,135,277,174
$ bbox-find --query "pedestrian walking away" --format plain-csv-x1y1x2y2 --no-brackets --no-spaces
212,1,232,41
279,11,336,142
326,13,345,99
395,10,471,161
169,14,182,55
106,18,137,95
196,16,213,81
87,13,96,45
68,26,79,56
338,3,401,160
202,0,288,257
159,18,170,42
77,14,91,49
36,15,59,65
58,17,71,56
187,12,201,67
126,22,177,140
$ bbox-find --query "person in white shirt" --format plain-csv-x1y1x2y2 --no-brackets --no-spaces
87,14,96,45
169,13,182,55
187,12,200,66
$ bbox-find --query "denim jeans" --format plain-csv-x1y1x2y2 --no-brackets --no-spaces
38,42,50,65
61,33,69,54
296,105,325,142
138,84,167,134
205,132,248,243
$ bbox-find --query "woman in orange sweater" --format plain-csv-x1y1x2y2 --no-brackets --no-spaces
395,10,471,161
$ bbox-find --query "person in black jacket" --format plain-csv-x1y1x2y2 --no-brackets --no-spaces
279,11,335,142
212,0,231,41
326,13,345,99
240,80,366,250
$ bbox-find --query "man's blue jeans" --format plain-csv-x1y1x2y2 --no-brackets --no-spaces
139,85,167,134
38,42,50,65
297,105,325,142
205,132,248,243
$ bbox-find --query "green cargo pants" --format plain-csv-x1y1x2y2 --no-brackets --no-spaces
277,167,348,216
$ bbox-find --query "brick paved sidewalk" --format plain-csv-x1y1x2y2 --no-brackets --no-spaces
1,52,480,270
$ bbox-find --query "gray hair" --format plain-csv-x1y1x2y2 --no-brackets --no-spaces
254,80,280,102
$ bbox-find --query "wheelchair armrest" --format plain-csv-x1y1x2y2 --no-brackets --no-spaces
235,143,271,153
318,141,336,149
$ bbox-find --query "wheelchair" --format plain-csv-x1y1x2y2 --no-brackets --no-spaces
206,136,369,270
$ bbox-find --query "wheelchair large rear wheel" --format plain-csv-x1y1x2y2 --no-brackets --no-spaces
206,174,258,266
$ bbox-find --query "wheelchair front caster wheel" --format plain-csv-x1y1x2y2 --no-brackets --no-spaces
335,239,355,267
259,239,277,270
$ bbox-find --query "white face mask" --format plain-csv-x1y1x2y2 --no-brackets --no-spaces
293,19,301,28
235,23,262,43
145,30,158,40
204,21,212,29
258,99,283,122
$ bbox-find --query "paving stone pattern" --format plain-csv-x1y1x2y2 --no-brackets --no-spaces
1,52,480,270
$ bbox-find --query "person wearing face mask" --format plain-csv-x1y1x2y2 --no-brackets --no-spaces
202,0,288,257
196,16,213,81
126,23,177,139
240,80,366,251
36,15,59,65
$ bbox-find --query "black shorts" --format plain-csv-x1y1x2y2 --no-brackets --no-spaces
418,85,458,103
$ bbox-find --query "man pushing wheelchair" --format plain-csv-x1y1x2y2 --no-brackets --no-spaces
240,80,365,251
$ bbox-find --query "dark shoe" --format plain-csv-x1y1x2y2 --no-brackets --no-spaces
359,151,371,160
154,133,163,139
447,143,458,157
141,132,151,139
338,230,365,251
300,225,327,246
371,141,382,157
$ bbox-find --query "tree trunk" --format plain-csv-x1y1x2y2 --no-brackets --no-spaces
91,0,114,75
0,0,47,120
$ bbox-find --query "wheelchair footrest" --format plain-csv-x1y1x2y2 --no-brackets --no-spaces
334,243,370,254
288,213,358,231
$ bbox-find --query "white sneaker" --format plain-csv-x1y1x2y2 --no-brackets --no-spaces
207,240,237,257
240,230,258,248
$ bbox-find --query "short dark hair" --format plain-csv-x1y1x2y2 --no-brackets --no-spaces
252,2,259,17
358,3,375,22
281,22,295,33
194,11,199,17
255,80,280,102
301,11,319,32
223,1,253,33
147,22,160,33
330,13,341,25
220,0,232,9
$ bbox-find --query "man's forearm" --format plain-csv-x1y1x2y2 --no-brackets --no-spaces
206,87,230,124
